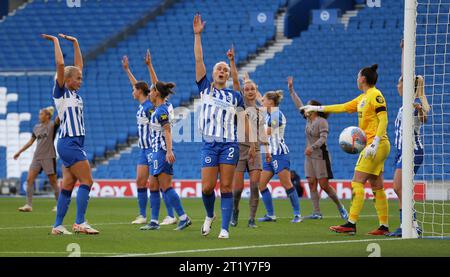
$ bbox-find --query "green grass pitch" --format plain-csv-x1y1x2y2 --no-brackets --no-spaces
0,197,449,257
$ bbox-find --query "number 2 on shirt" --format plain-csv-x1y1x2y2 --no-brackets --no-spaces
228,147,235,158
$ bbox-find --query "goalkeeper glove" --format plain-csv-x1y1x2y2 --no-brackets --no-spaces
299,105,324,114
364,136,381,159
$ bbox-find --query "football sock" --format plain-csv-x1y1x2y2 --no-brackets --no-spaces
286,187,301,216
373,188,389,227
221,192,233,231
161,189,175,218
150,190,161,223
232,189,242,212
202,192,215,218
75,185,90,224
54,189,72,227
164,187,186,219
310,189,321,214
137,188,148,218
249,181,259,220
26,183,34,206
260,188,274,216
348,181,365,224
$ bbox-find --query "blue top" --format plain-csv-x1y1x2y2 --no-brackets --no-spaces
53,81,85,138
265,109,289,155
149,101,174,152
196,75,245,142
394,98,424,153
137,100,154,149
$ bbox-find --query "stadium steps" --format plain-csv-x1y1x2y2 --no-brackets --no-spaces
0,0,29,21
238,9,292,75
92,142,137,170
340,4,365,29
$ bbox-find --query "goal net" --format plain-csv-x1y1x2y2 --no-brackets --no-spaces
403,0,450,239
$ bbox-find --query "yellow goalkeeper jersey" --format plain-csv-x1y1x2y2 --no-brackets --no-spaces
326,87,389,144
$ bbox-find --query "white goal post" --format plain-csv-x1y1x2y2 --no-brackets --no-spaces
402,0,416,239
403,0,450,239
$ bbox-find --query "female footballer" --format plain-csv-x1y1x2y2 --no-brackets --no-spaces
301,64,391,235
258,90,302,223
227,47,265,228
43,33,98,235
122,55,155,225
14,106,60,213
287,76,348,221
193,14,246,239
122,51,176,226
387,41,430,237
139,81,192,231
144,50,177,226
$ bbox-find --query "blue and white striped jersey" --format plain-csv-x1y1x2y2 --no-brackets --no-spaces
265,109,289,155
197,76,245,142
137,100,154,149
149,101,174,152
394,98,424,153
53,81,85,138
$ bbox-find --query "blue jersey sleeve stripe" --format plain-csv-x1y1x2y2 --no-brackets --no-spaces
53,81,65,99
196,75,210,93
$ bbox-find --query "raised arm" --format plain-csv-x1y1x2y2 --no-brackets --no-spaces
121,56,137,86
193,14,207,82
59,34,83,72
13,136,36,160
287,76,304,110
301,97,358,114
145,49,158,85
42,34,64,88
227,45,241,91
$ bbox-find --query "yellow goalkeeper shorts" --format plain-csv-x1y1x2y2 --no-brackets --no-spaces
355,139,391,176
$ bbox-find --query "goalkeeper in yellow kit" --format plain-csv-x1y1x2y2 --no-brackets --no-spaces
301,64,391,235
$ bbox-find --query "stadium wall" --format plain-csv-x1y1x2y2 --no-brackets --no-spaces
51,179,426,200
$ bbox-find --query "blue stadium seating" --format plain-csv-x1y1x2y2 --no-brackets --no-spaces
0,0,285,179
1,0,448,181
0,0,162,71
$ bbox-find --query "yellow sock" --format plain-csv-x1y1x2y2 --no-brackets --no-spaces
373,188,389,227
348,182,365,224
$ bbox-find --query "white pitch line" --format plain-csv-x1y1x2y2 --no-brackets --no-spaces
0,251,122,256
0,238,401,257
109,238,402,257
0,215,378,231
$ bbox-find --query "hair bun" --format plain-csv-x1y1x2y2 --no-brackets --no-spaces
371,64,378,71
